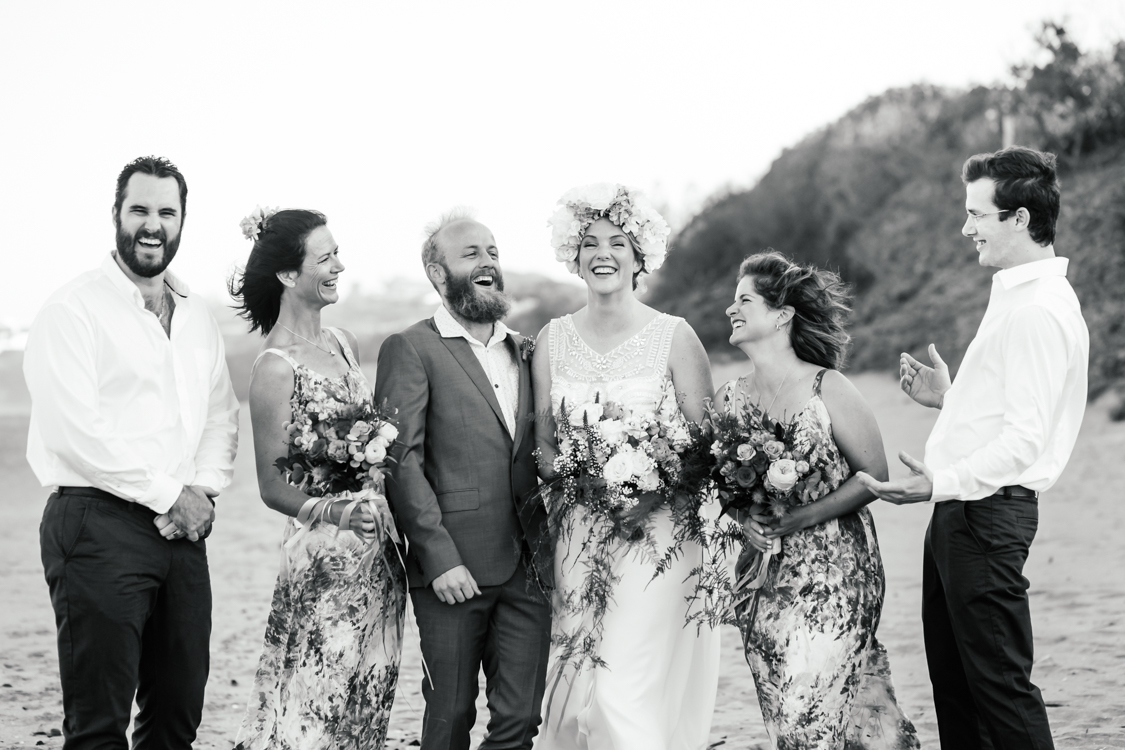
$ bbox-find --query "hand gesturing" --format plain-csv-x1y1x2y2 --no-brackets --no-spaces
899,344,951,409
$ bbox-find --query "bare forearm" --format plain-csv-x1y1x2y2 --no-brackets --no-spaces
801,476,877,527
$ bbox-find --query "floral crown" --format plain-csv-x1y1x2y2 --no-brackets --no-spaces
548,183,671,275
239,205,280,242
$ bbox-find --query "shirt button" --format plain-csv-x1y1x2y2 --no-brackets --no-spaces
494,384,499,388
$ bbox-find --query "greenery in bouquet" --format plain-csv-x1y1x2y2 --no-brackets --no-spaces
679,398,841,628
274,384,402,559
275,391,399,499
541,384,692,685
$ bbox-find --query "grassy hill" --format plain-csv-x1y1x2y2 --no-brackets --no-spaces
648,29,1125,401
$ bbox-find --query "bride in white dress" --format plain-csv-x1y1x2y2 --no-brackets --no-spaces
532,184,719,750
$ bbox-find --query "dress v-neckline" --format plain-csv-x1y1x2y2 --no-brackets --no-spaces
564,313,664,360
731,374,821,427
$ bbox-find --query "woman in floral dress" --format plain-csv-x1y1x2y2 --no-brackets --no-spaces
229,209,406,749
720,250,919,749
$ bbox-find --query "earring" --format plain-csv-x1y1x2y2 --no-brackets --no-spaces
775,319,782,331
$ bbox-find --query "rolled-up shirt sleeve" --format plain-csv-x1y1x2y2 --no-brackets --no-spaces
190,315,239,495
24,303,184,513
930,308,1070,502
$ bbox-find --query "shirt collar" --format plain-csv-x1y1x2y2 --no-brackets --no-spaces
994,256,1069,291
101,252,190,306
434,304,516,348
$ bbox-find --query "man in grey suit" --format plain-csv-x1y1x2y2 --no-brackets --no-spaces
375,212,552,750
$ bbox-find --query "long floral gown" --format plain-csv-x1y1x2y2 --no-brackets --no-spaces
537,312,720,750
725,370,919,750
235,329,407,750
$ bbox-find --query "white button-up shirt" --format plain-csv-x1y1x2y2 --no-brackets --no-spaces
434,305,520,437
925,257,1089,501
24,253,239,513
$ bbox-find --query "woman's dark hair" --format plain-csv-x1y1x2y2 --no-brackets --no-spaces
738,249,852,370
961,146,1060,246
228,209,327,334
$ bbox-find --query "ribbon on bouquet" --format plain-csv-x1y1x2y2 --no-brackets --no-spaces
723,536,781,624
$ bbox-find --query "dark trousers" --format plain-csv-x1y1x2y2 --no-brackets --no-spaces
39,488,212,750
411,560,552,750
923,495,1054,750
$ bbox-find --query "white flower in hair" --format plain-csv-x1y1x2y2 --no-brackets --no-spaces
547,183,671,276
240,205,280,242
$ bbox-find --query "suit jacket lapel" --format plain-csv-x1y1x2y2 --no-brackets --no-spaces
435,326,509,437
510,334,531,457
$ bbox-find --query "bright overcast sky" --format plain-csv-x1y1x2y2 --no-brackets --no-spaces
2,0,1123,327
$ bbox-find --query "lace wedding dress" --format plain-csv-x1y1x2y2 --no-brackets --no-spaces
536,313,719,750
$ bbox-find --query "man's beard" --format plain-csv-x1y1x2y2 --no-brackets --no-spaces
115,218,180,278
442,263,511,324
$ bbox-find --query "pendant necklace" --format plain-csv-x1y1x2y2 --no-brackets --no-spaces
279,324,335,357
764,361,798,415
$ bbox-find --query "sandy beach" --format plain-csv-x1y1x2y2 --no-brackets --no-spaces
2,366,1123,749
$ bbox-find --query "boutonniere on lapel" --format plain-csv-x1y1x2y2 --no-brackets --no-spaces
519,335,536,362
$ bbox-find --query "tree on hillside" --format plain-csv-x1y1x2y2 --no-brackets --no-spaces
1012,22,1125,158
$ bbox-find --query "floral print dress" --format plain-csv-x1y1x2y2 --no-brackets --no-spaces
725,370,919,750
235,330,407,750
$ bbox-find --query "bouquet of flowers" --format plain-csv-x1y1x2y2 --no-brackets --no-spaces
679,398,840,626
542,382,693,679
275,392,401,551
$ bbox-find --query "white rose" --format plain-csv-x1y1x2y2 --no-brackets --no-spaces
598,418,627,445
766,459,799,492
561,182,619,211
603,451,633,485
572,401,604,425
635,467,661,492
364,440,388,464
377,422,398,442
626,449,655,478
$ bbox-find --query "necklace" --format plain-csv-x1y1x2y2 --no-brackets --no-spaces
278,324,336,357
763,361,798,415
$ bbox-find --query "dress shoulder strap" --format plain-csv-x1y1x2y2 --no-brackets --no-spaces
253,347,300,371
812,368,829,397
325,327,360,370
646,313,684,375
547,316,567,380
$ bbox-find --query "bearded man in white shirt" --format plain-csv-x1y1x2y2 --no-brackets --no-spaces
23,156,239,750
858,146,1088,750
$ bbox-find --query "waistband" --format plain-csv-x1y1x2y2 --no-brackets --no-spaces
56,486,153,512
994,485,1037,500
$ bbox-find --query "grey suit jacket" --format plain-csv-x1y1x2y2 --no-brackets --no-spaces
374,318,551,589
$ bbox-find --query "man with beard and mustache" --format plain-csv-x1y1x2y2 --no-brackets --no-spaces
375,212,552,750
23,156,239,750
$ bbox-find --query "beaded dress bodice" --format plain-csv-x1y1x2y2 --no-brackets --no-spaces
548,312,683,418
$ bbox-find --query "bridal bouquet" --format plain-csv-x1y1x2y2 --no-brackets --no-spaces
275,392,401,549
542,382,694,682
679,399,841,627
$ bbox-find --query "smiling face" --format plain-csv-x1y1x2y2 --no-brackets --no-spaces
290,225,344,308
114,173,183,278
577,217,643,293
962,177,1022,269
726,275,782,346
432,219,510,324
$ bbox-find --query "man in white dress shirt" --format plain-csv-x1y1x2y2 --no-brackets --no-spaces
23,156,239,750
859,146,1088,750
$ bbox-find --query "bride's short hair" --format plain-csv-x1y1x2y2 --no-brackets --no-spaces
738,250,852,370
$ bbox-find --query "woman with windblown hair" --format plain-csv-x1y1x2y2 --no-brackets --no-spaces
229,208,405,749
720,250,918,749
